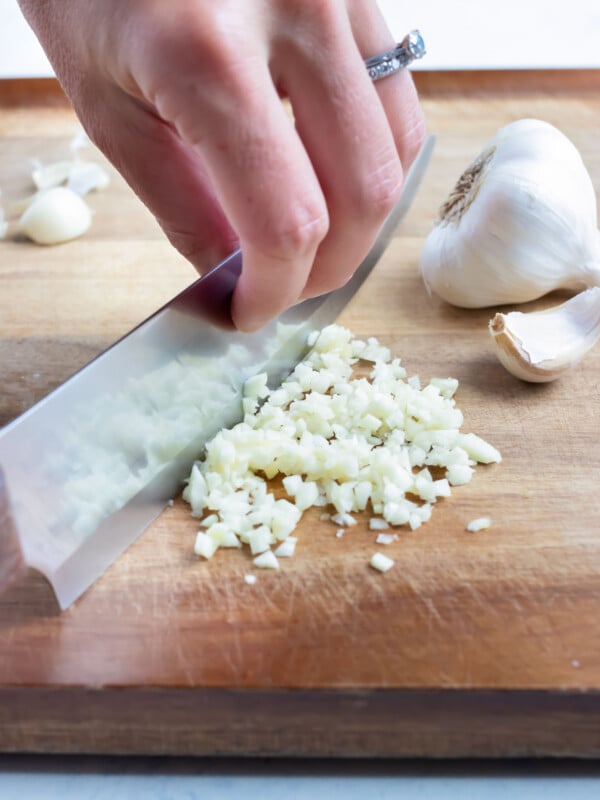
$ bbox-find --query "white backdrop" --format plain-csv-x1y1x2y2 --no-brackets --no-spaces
378,0,600,69
0,0,599,77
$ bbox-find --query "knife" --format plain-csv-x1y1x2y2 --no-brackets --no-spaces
0,135,434,609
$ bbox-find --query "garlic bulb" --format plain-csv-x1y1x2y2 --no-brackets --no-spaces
489,287,600,382
420,119,600,308
18,187,92,245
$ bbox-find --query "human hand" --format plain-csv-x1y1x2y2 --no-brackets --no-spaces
19,0,425,331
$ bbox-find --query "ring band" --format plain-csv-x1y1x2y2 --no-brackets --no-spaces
365,30,426,82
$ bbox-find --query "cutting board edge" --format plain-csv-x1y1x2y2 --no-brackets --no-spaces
2,685,600,758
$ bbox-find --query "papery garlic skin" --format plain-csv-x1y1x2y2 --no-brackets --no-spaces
489,286,600,382
18,187,92,245
33,159,110,196
66,162,110,196
420,119,600,308
32,160,75,192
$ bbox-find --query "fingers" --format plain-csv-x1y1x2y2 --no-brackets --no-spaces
133,16,330,331
269,1,424,301
347,1,427,169
127,2,424,329
191,81,329,331
81,89,239,274
38,0,426,332
17,0,239,274
167,82,328,331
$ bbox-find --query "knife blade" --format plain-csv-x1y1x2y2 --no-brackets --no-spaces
0,135,434,609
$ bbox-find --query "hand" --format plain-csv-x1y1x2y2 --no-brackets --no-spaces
19,0,425,330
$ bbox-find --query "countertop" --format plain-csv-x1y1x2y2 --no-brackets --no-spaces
3,756,600,798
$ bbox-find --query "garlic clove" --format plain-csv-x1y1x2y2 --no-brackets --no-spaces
420,119,600,308
18,187,92,245
489,287,600,382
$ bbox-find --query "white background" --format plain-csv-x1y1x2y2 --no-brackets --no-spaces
0,0,599,76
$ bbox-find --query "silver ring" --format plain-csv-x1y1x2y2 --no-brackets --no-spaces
365,30,425,82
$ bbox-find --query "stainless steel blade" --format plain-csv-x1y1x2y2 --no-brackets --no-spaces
0,135,434,609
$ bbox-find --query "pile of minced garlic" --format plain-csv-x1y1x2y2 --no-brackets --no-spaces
183,324,501,572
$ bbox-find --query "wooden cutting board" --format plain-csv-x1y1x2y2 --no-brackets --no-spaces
1,72,600,758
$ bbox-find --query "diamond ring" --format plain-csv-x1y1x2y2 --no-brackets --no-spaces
365,30,426,82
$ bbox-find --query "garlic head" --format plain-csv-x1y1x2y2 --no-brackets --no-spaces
420,119,600,308
489,286,600,382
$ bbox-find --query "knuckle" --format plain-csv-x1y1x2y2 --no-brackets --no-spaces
354,158,404,221
397,105,428,166
283,0,336,28
253,202,329,263
136,14,251,118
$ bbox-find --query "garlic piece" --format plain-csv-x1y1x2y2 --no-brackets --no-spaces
274,537,297,558
194,531,219,560
420,119,600,308
489,287,600,382
18,187,92,245
466,517,492,532
370,552,395,573
253,551,280,570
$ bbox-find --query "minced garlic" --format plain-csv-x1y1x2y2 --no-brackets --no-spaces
466,516,492,532
253,551,280,570
370,552,395,573
183,324,501,566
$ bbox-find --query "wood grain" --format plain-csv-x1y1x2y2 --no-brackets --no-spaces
1,74,600,757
